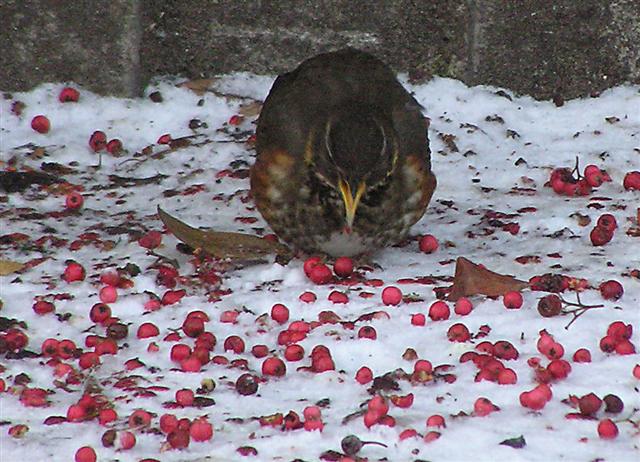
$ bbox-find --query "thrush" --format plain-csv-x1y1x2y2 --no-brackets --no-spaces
251,48,436,257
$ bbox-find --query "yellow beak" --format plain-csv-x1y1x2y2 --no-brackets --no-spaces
338,179,366,228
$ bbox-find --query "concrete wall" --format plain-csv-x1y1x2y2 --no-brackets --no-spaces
1,1,639,100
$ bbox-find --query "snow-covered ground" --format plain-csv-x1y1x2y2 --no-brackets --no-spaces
0,74,638,462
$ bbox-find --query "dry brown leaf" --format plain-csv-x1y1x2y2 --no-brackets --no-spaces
238,101,263,118
447,257,528,301
178,78,218,95
0,259,24,276
157,207,292,261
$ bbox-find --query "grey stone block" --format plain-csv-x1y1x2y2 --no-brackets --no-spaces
139,0,470,83
469,0,640,99
0,0,141,97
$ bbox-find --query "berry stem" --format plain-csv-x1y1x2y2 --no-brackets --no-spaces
559,293,604,330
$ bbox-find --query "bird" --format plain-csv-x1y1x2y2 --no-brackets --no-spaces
250,48,436,257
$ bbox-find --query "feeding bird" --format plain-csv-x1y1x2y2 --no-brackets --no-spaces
251,48,436,257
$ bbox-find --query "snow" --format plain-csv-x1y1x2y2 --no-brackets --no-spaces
0,73,639,462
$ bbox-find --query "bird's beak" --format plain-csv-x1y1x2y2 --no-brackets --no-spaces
338,179,366,228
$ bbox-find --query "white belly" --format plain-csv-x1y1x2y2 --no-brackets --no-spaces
317,231,374,257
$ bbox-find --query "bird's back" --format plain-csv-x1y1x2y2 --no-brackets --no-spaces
256,48,427,162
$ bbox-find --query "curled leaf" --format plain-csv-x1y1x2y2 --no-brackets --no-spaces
157,206,292,262
447,257,528,301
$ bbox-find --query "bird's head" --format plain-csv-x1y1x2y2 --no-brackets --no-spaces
307,106,398,230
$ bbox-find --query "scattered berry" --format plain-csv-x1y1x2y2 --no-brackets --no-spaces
89,131,107,152
31,115,50,133
59,87,80,103
381,286,402,305
597,419,618,439
599,280,623,301
623,171,640,190
65,191,84,210
503,291,523,309
419,234,439,253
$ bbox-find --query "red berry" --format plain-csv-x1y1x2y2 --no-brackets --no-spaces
251,344,269,358
447,323,471,342
623,171,640,190
31,115,50,133
262,357,286,376
603,394,624,414
474,397,499,416
357,326,377,340
183,317,205,338
157,134,172,144
59,87,80,103
137,322,159,339
89,130,107,152
333,256,354,277
175,389,194,406
411,313,426,326
167,429,190,449
270,304,289,324
634,364,640,379
303,256,323,276
75,446,96,462
160,414,178,434
578,393,602,415
426,414,446,428
390,393,414,408
63,261,86,282
284,344,304,361
537,294,562,317
381,286,402,305
368,395,389,415
596,214,617,233
424,431,441,443
454,297,473,315
128,409,152,428
89,303,111,324
497,368,517,384
597,419,619,439
493,340,519,360
428,300,450,321
599,280,623,301
299,291,317,303
33,300,55,315
414,359,433,373
139,230,163,249
584,165,605,187
65,191,84,210
113,431,136,450
615,340,636,355
190,418,214,442
399,429,419,440
235,373,259,396
162,289,186,305
355,366,373,384
590,226,613,246
606,321,632,340
99,286,117,303
328,290,349,304
180,356,202,372
106,139,123,155
419,234,439,253
98,408,117,426
309,263,332,284
572,348,592,363
78,352,100,369
503,291,523,309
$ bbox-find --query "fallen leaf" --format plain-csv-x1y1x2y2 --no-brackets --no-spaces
447,257,528,301
0,259,24,275
238,101,263,118
178,78,217,95
499,435,526,448
157,207,292,262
